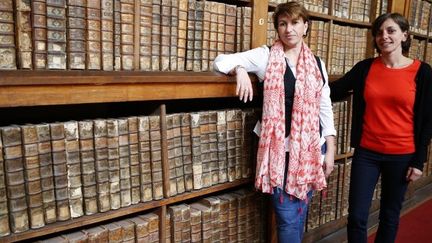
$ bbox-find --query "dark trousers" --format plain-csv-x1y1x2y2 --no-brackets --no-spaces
347,147,413,243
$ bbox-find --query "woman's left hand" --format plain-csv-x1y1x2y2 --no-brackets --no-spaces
406,167,422,182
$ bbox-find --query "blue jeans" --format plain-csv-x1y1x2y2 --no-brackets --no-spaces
347,147,413,243
271,187,312,243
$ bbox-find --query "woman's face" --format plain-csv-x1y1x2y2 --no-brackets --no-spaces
375,18,407,55
277,14,308,50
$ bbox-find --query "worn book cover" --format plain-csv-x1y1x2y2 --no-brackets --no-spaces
149,115,163,200
21,125,44,229
46,0,66,69
138,116,153,202
127,117,140,204
64,121,84,218
139,0,152,71
151,0,161,71
180,113,193,192
93,119,111,213
0,0,16,70
107,119,121,210
78,121,98,215
15,0,33,69
118,118,132,207
1,126,29,233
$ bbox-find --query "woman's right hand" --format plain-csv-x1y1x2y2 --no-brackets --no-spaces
235,66,253,103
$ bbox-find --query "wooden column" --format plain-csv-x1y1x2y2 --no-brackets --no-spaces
251,0,269,48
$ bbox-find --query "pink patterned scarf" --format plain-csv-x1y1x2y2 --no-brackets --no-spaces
255,40,327,200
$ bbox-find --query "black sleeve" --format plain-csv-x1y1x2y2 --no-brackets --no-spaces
329,66,357,102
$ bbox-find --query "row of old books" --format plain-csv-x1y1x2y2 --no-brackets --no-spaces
334,0,372,22
36,188,267,243
329,24,367,75
408,0,431,36
333,100,353,155
269,0,330,14
0,0,252,71
306,158,382,230
409,38,427,61
307,141,432,231
0,108,258,237
375,0,388,18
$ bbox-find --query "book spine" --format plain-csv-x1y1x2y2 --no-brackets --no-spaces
224,4,236,55
199,111,211,188
207,111,219,186
78,121,98,215
241,7,251,52
176,0,187,71
200,197,220,242
82,226,109,242
93,119,111,213
160,0,171,71
2,126,29,233
101,0,114,70
172,114,184,194
208,2,217,69
180,113,193,192
166,115,178,197
139,0,152,71
0,129,10,236
201,2,211,71
66,0,86,69
0,0,17,69
190,113,202,190
193,1,203,72
46,0,66,69
15,0,33,69
50,122,70,221
21,125,45,229
117,118,132,207
139,213,159,243
127,216,149,240
36,124,57,224
151,0,161,71
86,0,102,70
169,0,178,71
127,117,141,205
138,116,153,202
225,110,236,182
113,0,121,70
64,121,84,218
216,110,227,184
216,3,225,56
149,115,163,200
120,0,134,70
185,0,195,71
32,0,47,69
107,119,121,210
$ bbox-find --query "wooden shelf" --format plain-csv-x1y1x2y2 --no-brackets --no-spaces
0,71,260,108
335,152,354,161
2,178,252,243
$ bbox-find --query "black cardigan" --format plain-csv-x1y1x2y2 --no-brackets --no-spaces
330,58,432,171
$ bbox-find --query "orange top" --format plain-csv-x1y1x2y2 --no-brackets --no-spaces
360,58,420,154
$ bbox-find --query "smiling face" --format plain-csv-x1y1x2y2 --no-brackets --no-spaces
375,18,408,55
277,14,308,50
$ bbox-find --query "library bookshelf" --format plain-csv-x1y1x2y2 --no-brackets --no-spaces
1,0,432,242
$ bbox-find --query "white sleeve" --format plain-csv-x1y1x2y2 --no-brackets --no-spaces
319,59,337,141
213,45,270,81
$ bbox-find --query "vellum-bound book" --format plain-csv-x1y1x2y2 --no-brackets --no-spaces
0,129,10,236
149,116,163,200
64,121,84,218
15,0,33,69
50,122,70,222
46,0,66,69
21,125,44,229
0,0,17,70
118,118,131,207
1,126,29,233
93,119,111,213
138,116,153,202
128,117,141,204
78,121,98,215
107,119,121,210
